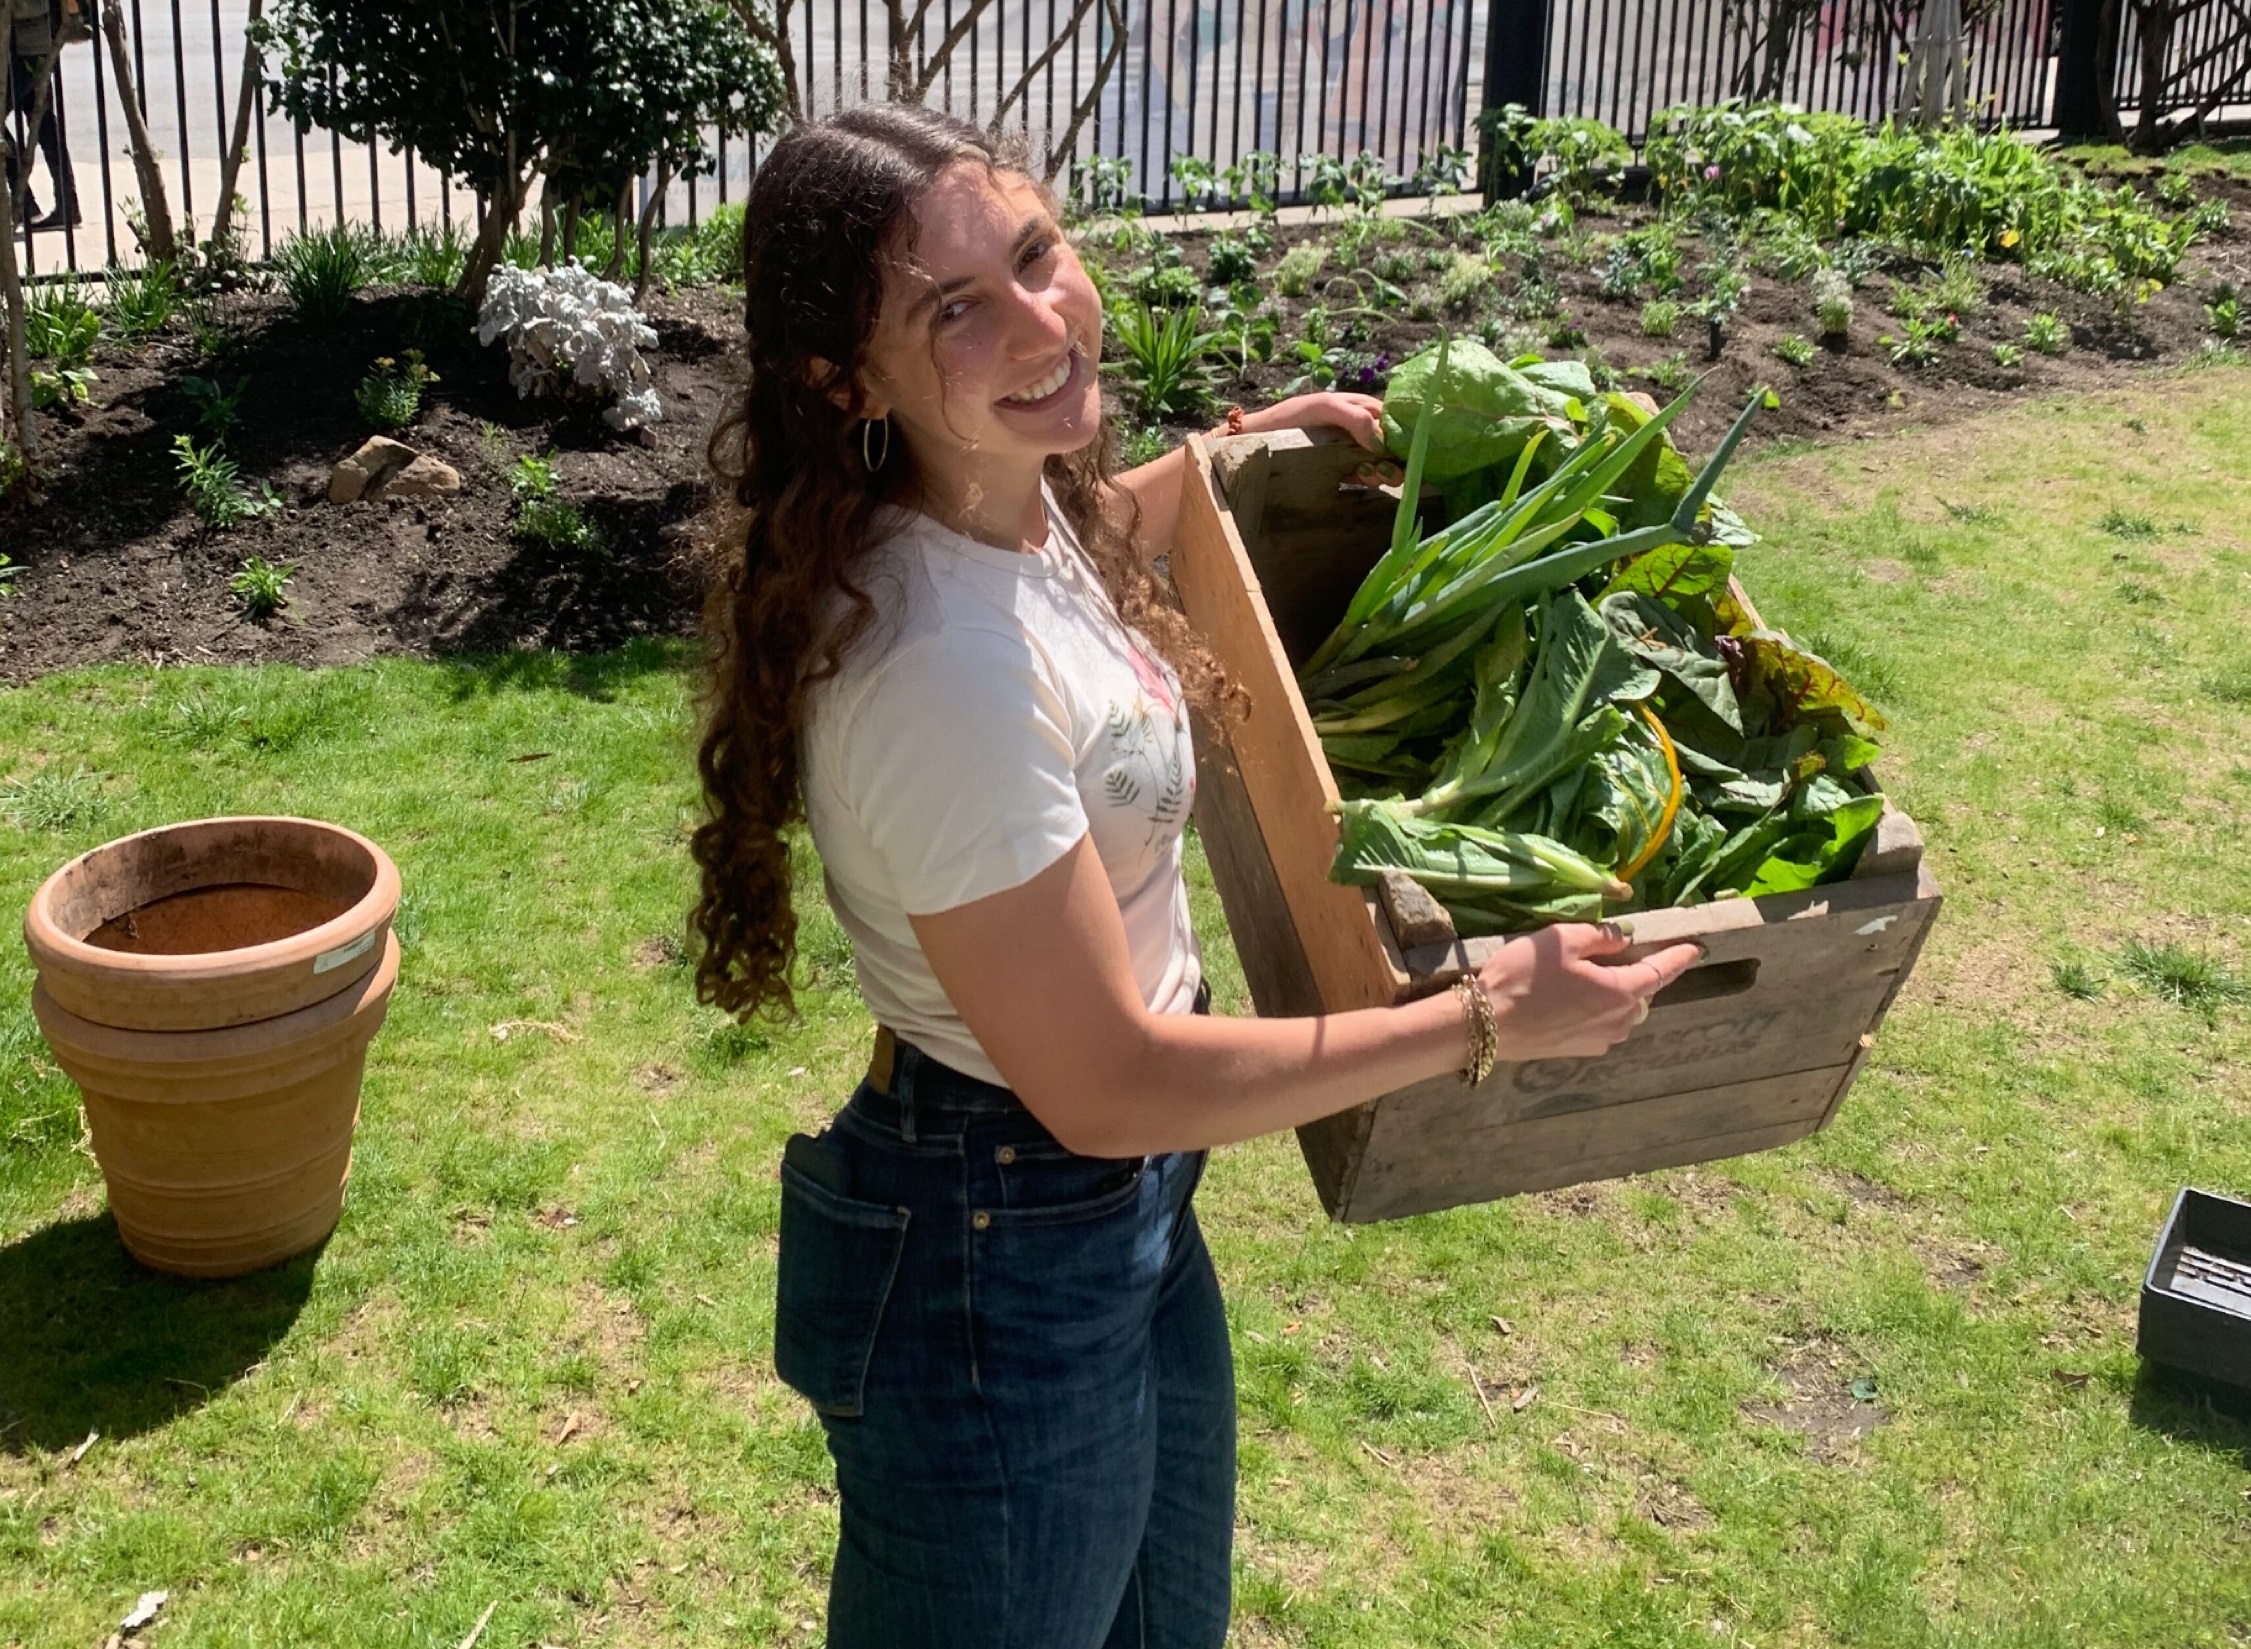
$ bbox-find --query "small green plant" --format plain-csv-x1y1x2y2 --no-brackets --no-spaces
2188,339,2246,369
1106,298,1219,419
0,437,26,510
2120,939,2245,1015
354,350,439,432
400,223,471,289
1275,241,1328,298
2098,507,2159,540
274,225,375,323
1369,248,1417,288
1639,299,1681,338
1117,424,1170,468
1640,351,1692,393
228,556,295,622
182,375,249,443
1880,310,1959,367
1993,340,2025,367
102,260,181,340
2205,282,2241,340
24,279,101,367
30,366,96,410
1812,268,1853,338
510,453,602,554
173,434,282,532
1437,252,1494,313
1547,313,1587,348
1772,333,1816,367
183,295,236,361
1205,232,1259,286
2024,312,2070,354
2051,960,2105,1002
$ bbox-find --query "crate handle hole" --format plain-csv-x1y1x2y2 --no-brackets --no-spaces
1651,956,1760,1009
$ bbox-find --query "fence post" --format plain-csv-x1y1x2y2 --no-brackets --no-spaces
2053,0,2113,139
1481,0,1551,202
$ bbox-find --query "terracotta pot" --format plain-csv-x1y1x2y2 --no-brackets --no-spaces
23,817,402,1278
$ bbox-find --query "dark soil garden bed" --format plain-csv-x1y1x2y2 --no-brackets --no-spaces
3,165,2246,685
1121,170,2251,461
0,284,743,685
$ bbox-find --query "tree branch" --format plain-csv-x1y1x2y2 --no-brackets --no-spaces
1043,0,1126,183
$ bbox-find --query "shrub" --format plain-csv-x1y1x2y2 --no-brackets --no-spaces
275,226,377,322
1772,333,1816,367
2024,311,2070,354
1204,233,1258,286
1811,267,1854,337
228,556,294,621
1639,299,1681,338
261,0,785,306
508,452,602,553
476,261,661,430
354,351,439,431
174,435,282,531
1275,241,1327,298
103,261,181,340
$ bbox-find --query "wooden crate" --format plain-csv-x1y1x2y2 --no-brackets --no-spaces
1176,426,1942,1223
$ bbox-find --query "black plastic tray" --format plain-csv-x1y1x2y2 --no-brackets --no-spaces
2138,1187,2251,1392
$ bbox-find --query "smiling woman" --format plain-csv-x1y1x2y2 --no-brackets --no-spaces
689,103,1698,1649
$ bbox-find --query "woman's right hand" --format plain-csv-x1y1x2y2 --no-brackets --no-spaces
1476,923,1705,1064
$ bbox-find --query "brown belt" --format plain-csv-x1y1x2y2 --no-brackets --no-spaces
867,1025,900,1096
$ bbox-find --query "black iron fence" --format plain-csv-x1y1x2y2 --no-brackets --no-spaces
1526,0,2059,140
9,0,2251,282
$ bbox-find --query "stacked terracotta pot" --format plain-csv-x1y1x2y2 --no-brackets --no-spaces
24,818,401,1278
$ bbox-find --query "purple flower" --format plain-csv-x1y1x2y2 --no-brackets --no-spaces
1703,164,1721,182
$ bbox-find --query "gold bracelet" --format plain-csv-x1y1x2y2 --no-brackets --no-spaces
1452,976,1499,1087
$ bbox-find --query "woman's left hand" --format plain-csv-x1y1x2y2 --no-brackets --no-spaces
1240,392,1387,452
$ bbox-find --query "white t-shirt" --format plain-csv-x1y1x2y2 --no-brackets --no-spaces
799,484,1203,1086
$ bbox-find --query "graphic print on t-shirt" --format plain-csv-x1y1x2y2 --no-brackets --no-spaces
1100,644,1194,858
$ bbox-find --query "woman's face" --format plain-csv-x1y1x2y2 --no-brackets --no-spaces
860,161,1104,479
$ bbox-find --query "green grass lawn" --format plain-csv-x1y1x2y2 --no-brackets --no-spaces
5,372,2251,1646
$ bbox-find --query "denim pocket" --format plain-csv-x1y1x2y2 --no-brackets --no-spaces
774,1158,910,1418
990,1138,1148,1224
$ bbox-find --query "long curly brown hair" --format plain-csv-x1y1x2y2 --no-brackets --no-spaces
693,104,1234,1023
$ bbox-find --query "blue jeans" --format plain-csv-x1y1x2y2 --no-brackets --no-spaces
773,1035,1235,1649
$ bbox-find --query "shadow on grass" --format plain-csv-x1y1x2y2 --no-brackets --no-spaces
432,636,701,705
2127,1362,2251,1464
0,1213,318,1454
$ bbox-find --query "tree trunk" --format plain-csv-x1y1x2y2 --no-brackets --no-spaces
2132,0,2175,152
207,0,268,249
101,0,179,263
727,0,801,121
604,181,630,282
559,195,581,266
456,170,528,309
0,12,36,465
537,174,558,266
634,162,673,300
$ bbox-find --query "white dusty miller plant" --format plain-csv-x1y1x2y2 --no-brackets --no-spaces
476,261,663,431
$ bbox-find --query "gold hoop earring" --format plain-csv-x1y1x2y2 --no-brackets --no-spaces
862,416,890,473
